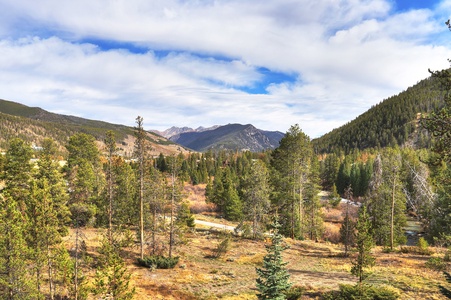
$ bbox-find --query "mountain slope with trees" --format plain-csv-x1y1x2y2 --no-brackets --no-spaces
0,99,186,156
312,76,444,154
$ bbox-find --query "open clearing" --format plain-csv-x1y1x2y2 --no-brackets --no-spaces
72,224,450,300
67,184,451,299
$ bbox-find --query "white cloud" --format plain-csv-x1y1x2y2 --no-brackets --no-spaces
0,0,450,138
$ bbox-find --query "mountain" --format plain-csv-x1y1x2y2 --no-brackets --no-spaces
0,99,188,156
312,76,444,154
169,123,284,152
152,125,220,139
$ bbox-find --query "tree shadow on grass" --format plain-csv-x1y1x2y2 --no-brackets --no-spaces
440,272,451,299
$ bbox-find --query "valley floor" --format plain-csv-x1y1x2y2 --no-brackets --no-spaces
68,224,450,300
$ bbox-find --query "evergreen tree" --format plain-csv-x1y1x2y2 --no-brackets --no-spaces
256,218,292,300
112,157,138,227
146,165,166,255
176,201,195,229
2,138,33,212
92,235,135,300
28,179,67,299
351,206,375,283
223,181,243,221
0,193,35,299
36,138,70,236
304,155,324,241
336,157,351,195
328,184,341,207
167,154,183,258
366,150,406,247
134,116,147,260
104,130,117,242
66,133,103,227
242,160,271,239
66,133,101,169
340,186,355,256
422,61,451,241
271,124,312,239
320,153,340,190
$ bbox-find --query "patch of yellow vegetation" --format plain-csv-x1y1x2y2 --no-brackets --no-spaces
236,253,265,266
221,293,258,300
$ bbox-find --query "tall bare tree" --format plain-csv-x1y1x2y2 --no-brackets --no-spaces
134,116,147,260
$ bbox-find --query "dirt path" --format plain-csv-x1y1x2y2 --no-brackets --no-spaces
194,219,235,231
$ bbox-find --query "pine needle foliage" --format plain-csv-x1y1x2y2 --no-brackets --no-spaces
351,206,375,283
92,237,135,300
256,218,292,300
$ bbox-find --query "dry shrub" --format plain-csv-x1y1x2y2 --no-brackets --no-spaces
190,201,217,214
323,222,341,244
236,253,265,266
323,208,343,223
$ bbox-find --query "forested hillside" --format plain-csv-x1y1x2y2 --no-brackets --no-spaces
312,76,444,154
0,99,186,156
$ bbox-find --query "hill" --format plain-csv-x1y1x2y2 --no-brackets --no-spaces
312,76,444,154
169,123,284,152
0,99,188,156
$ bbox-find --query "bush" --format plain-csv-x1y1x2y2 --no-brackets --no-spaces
322,284,399,300
426,257,447,272
444,249,451,262
417,237,432,255
70,203,97,227
285,286,304,300
211,234,232,258
137,255,179,269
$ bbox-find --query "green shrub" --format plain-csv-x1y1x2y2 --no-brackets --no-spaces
137,255,179,269
285,286,305,300
322,284,399,300
399,246,410,253
211,234,231,258
426,257,447,272
70,203,97,227
444,249,451,262
417,237,432,255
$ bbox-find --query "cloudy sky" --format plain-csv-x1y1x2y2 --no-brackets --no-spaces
0,0,450,138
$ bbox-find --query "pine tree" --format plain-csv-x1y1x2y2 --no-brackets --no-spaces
256,218,292,300
422,59,451,241
242,160,271,239
351,206,375,283
37,138,70,236
134,116,147,260
0,193,35,299
112,157,138,227
271,124,312,238
168,154,182,258
340,185,355,256
304,155,324,241
366,150,406,248
2,138,33,213
28,179,67,299
92,235,135,300
66,133,103,227
104,130,117,243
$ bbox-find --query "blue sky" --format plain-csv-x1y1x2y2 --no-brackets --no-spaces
0,0,450,138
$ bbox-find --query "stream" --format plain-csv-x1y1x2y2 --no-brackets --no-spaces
404,217,424,246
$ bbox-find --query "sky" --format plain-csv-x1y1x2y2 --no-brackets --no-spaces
0,0,450,138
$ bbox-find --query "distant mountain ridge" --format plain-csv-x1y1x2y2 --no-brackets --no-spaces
152,125,220,139
168,123,284,152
